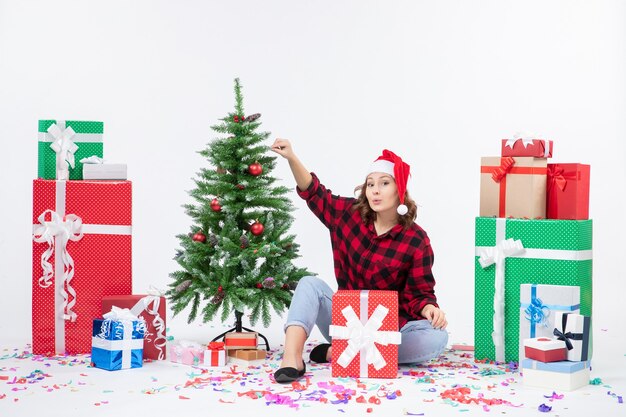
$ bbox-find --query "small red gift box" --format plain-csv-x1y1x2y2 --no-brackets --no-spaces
523,337,567,362
102,294,167,360
547,163,590,220
224,332,257,350
204,342,227,367
501,138,553,158
329,290,401,378
32,179,132,354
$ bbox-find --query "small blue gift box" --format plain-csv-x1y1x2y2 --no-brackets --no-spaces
91,317,145,371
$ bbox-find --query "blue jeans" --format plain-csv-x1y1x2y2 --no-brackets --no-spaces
285,276,449,364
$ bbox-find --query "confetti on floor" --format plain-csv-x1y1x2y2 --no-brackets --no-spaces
1,342,624,415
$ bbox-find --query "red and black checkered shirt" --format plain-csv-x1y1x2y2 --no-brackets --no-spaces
297,173,439,329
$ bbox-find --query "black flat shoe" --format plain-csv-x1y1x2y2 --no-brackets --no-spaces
274,362,306,383
309,343,331,363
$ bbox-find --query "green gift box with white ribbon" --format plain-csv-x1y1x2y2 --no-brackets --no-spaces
37,120,104,180
474,217,592,363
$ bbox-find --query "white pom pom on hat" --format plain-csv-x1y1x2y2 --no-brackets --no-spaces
367,149,411,215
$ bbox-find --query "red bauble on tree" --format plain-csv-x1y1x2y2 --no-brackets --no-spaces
250,220,264,236
218,285,223,292
256,283,263,289
192,232,206,243
248,161,263,176
210,198,222,212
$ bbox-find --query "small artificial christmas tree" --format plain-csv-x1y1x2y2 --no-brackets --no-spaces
168,78,314,328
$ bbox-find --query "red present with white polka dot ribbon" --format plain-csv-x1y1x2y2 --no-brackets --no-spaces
329,290,401,378
32,179,132,355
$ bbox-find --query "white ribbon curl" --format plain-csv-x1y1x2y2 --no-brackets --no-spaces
32,209,84,322
130,294,167,360
477,237,525,363
329,300,401,374
47,121,78,180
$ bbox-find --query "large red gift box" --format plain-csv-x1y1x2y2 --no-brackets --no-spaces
329,290,402,378
32,179,132,354
102,295,167,360
501,138,553,158
547,163,590,220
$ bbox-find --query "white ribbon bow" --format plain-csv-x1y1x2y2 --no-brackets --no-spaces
478,238,525,362
48,122,78,179
504,132,536,149
32,209,84,321
104,306,138,321
329,304,402,371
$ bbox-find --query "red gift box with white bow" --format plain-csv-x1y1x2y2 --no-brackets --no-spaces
329,290,401,378
501,137,553,158
32,179,132,354
102,294,167,360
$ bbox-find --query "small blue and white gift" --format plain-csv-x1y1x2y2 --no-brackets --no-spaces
91,306,146,371
518,284,580,367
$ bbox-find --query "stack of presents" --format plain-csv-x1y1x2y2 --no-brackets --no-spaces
475,135,592,391
30,119,263,371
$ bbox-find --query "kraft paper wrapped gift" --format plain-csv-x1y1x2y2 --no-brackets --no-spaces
519,284,580,366
169,340,204,366
553,312,591,362
91,308,145,371
547,163,591,220
32,179,132,355
102,294,167,360
204,342,227,367
224,332,258,350
501,137,553,158
227,349,267,361
480,156,547,218
523,337,567,363
329,290,402,379
522,359,590,391
474,217,592,363
37,120,104,180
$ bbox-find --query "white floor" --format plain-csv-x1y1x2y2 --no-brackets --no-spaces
1,325,624,417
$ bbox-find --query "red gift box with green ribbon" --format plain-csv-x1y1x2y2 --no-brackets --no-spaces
547,163,590,220
329,290,402,378
32,179,132,354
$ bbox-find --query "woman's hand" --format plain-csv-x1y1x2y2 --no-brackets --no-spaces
421,304,447,330
270,138,296,161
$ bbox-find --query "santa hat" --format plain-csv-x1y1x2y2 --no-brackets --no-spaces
367,149,411,215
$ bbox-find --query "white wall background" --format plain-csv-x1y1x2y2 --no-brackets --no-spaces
1,0,624,348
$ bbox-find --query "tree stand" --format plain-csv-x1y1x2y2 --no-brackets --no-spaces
211,310,270,350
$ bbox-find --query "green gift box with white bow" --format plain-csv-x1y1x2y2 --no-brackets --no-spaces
474,217,592,363
37,120,104,180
